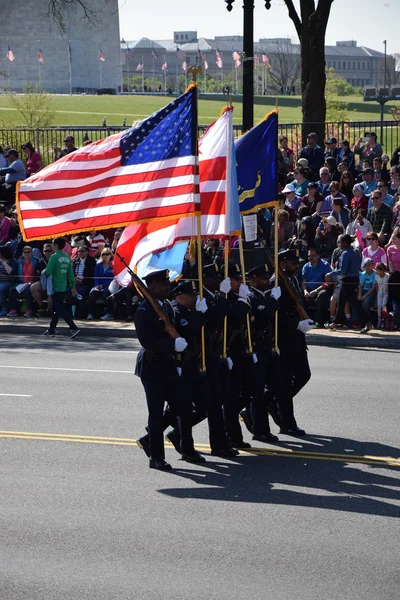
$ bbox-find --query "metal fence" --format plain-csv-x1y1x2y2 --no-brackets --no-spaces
1,120,399,167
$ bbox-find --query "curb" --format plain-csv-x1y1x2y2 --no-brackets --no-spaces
1,323,399,349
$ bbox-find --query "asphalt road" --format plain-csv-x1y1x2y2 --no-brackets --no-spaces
0,333,399,600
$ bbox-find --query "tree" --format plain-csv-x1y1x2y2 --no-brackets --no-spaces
267,38,301,95
42,0,106,33
7,83,55,128
282,0,335,144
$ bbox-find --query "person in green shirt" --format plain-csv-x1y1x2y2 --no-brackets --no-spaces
43,237,80,338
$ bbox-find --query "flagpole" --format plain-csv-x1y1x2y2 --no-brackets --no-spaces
204,60,207,94
274,205,279,353
127,49,130,93
99,51,103,90
222,238,230,359
68,41,72,95
142,55,144,92
188,66,206,373
238,232,253,354
164,54,167,93
152,53,155,90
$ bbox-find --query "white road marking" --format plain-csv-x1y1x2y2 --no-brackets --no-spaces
0,393,32,397
0,365,133,374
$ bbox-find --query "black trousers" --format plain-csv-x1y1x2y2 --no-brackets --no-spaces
277,345,311,429
204,354,231,450
249,351,277,435
224,352,252,443
141,377,194,461
335,276,360,324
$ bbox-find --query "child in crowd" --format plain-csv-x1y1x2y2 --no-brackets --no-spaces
375,262,389,329
325,270,343,326
358,258,377,333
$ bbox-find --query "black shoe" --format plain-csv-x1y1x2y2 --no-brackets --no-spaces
239,409,253,434
252,432,279,443
149,458,172,471
229,440,252,449
136,436,150,457
279,427,306,437
69,328,81,339
211,447,239,457
165,430,181,454
182,451,206,463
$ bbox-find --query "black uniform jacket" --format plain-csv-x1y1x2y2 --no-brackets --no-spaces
269,273,306,351
134,298,178,380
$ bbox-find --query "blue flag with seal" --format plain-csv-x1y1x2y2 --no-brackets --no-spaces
235,111,278,214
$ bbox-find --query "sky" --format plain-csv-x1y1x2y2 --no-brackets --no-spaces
117,0,399,56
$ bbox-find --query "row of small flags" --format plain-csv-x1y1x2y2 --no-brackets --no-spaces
5,43,270,70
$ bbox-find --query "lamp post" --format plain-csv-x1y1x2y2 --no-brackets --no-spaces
225,0,271,132
383,40,387,88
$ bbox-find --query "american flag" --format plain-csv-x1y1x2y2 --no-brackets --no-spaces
136,62,143,71
151,50,158,60
216,50,223,69
37,50,44,64
17,89,200,241
254,54,260,65
114,107,241,285
176,47,186,60
204,60,209,70
181,61,187,71
199,50,205,62
262,54,270,67
6,45,15,62
161,62,167,70
234,59,241,69
232,51,241,61
98,50,106,62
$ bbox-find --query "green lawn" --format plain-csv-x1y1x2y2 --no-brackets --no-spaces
0,93,398,127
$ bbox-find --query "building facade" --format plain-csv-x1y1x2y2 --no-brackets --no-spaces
121,33,395,93
1,0,122,94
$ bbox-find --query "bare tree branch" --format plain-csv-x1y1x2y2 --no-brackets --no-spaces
282,0,302,39
42,0,103,33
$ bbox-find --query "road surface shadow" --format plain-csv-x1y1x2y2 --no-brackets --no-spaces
158,435,400,518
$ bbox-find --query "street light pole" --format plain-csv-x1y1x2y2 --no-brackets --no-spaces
383,40,387,88
242,0,254,132
225,0,271,133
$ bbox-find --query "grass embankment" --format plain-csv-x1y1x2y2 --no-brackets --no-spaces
0,93,398,127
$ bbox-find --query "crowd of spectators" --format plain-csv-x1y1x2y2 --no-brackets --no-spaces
0,130,400,331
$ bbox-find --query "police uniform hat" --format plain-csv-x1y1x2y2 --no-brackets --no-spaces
247,264,270,279
142,269,170,283
202,263,220,278
278,249,299,263
227,264,242,279
173,280,196,296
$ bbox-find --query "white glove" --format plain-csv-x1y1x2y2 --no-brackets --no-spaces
176,367,182,377
219,277,231,294
195,296,208,313
270,286,281,300
174,337,188,352
252,353,258,364
238,283,249,299
226,357,233,370
297,319,316,334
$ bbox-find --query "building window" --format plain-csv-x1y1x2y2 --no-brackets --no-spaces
362,63,365,70
348,61,351,69
358,62,360,69
185,34,188,40
353,62,355,70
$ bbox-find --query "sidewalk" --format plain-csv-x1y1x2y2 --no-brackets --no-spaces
0,316,399,349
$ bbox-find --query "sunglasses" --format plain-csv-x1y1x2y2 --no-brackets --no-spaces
23,251,31,254
43,249,52,252
377,184,385,187
102,253,111,256
78,249,87,253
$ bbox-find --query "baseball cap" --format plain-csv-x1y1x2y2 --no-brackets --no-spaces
282,183,297,194
325,138,337,145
